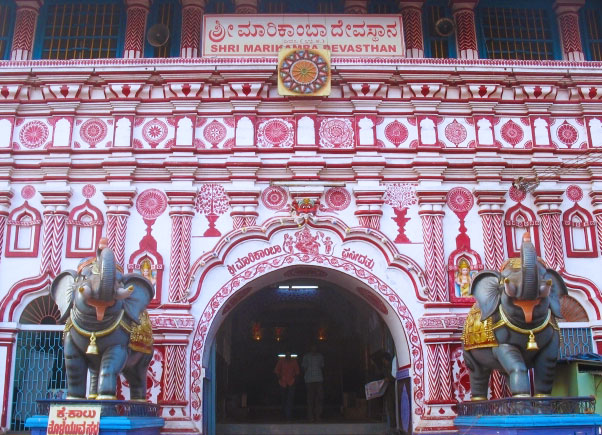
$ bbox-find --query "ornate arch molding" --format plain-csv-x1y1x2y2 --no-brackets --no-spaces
186,217,429,428
560,271,602,321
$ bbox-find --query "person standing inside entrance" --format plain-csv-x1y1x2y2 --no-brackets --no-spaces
274,353,300,420
302,344,324,422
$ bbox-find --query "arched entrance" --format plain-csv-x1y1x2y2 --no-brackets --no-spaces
187,223,427,433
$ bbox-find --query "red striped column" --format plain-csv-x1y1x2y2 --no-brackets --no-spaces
399,1,425,58
590,191,602,259
554,0,586,61
10,0,42,61
533,190,565,270
123,0,150,59
0,190,13,265
102,189,136,268
474,190,507,271
450,0,479,60
39,190,71,277
417,191,447,302
353,187,386,231
234,0,258,14
180,0,206,58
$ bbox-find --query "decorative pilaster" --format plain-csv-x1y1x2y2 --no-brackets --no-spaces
10,0,42,61
417,191,447,303
180,0,206,58
123,0,150,59
353,187,385,231
102,189,136,268
533,190,565,270
344,0,368,14
0,189,13,265
590,191,602,256
234,0,258,14
226,189,260,229
399,1,425,58
166,190,196,303
450,1,479,60
39,189,71,277
554,0,586,61
474,189,506,271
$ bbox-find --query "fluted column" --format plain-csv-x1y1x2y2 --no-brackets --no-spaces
417,191,447,302
102,189,136,268
234,0,258,14
123,0,150,59
180,0,206,58
590,191,602,257
474,189,506,271
554,0,586,61
226,188,260,229
10,0,42,61
353,187,386,231
344,0,368,14
450,0,479,60
399,1,426,58
533,190,565,270
0,189,13,265
39,189,71,277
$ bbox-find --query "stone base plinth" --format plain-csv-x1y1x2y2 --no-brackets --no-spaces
455,414,602,435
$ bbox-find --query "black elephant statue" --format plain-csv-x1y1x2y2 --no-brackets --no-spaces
462,233,568,399
50,241,154,400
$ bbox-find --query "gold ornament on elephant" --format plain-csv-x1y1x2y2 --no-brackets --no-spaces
462,305,499,351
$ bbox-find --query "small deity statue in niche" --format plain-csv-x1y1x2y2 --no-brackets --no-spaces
455,258,474,297
139,259,157,288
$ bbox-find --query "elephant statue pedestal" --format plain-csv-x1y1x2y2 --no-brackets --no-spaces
454,396,602,435
25,399,165,435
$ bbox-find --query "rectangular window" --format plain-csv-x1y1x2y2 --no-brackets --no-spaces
582,5,602,61
205,0,234,14
368,0,398,14
146,0,181,58
477,3,558,60
424,1,455,58
36,1,124,60
0,2,14,60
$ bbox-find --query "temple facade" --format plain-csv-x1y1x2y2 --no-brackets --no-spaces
0,0,602,433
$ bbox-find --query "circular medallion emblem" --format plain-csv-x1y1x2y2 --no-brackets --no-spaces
509,185,526,203
82,184,96,199
444,119,467,146
261,186,288,210
21,185,36,199
566,185,583,202
142,118,168,145
557,121,578,147
203,120,227,147
501,120,524,146
384,120,408,147
319,118,354,148
258,119,293,148
446,187,474,213
136,189,167,220
19,121,49,149
80,119,107,146
324,187,351,211
279,50,329,94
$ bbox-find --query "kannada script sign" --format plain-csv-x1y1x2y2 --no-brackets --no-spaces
203,14,404,57
47,404,101,435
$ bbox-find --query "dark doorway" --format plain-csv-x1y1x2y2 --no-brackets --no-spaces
214,278,396,424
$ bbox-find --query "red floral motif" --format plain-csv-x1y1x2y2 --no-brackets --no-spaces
444,119,467,146
21,185,36,199
142,118,168,146
384,120,408,146
324,187,351,211
195,184,229,215
500,120,524,146
566,185,583,202
319,118,354,148
257,119,293,148
82,184,96,199
447,187,474,214
557,121,578,147
19,120,49,149
203,120,227,147
80,119,107,147
261,186,288,210
508,185,526,203
136,189,168,220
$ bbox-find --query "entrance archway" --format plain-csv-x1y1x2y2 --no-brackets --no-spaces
187,222,427,432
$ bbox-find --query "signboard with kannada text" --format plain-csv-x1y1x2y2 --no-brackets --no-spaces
47,404,101,435
203,14,404,57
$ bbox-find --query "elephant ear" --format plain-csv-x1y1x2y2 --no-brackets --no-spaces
50,270,78,323
546,269,568,319
121,274,155,324
470,271,502,321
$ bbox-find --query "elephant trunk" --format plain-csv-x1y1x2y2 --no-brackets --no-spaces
519,232,539,300
88,247,117,321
